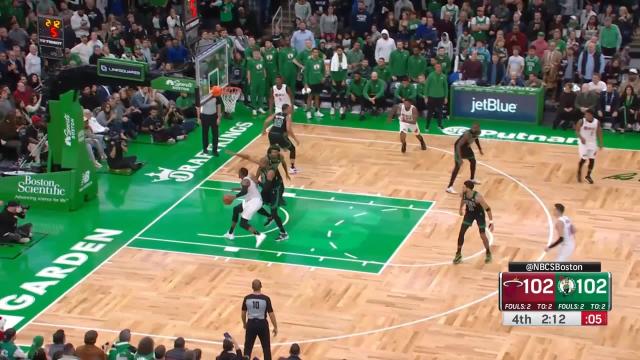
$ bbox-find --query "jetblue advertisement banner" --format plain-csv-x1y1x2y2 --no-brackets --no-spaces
451,87,540,123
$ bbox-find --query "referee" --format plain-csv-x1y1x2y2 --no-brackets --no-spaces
198,91,221,156
241,279,278,360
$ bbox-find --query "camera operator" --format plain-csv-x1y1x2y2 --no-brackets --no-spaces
106,132,143,171
0,200,33,244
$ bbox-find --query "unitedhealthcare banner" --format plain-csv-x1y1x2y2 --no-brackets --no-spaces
450,85,544,124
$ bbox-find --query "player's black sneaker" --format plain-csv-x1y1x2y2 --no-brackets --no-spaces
420,140,427,150
275,232,289,242
453,252,462,264
585,175,594,184
401,142,407,153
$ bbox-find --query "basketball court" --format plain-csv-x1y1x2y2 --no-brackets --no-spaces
4,118,638,359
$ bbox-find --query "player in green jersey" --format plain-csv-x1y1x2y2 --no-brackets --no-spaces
454,180,493,264
247,49,267,116
330,46,348,117
303,48,327,119
262,104,300,174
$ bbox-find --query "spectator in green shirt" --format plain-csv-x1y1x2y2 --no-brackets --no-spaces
407,46,427,82
389,41,409,81
175,92,196,118
62,48,83,66
599,17,622,57
216,0,235,30
425,63,449,129
524,46,541,78
363,71,387,116
108,330,135,360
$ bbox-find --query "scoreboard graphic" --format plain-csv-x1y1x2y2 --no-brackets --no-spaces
499,263,611,326
37,15,64,59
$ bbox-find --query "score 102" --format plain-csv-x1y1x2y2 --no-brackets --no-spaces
499,272,611,311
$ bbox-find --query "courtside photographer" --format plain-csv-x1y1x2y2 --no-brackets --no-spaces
105,131,143,172
0,200,33,244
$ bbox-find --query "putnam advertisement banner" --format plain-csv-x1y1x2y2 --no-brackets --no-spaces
450,85,544,124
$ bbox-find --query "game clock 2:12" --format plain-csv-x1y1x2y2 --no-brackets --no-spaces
37,15,64,58
39,17,62,39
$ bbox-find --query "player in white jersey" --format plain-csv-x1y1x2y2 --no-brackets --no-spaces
225,167,267,247
575,109,603,184
387,99,427,153
545,203,576,261
268,75,293,113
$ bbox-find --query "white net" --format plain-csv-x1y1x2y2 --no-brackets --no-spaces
221,87,242,113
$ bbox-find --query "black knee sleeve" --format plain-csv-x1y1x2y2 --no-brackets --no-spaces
479,227,486,234
240,218,250,229
232,204,242,222
289,145,296,160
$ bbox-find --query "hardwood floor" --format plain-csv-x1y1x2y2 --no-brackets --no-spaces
17,124,640,359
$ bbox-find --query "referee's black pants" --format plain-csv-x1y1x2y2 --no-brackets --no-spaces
244,319,271,360
200,113,219,154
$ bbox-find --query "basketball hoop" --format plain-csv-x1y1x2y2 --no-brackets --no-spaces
220,86,242,113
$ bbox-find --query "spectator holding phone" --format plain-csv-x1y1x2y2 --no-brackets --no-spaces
215,335,243,360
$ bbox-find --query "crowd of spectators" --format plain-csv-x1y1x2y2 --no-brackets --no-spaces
0,0,638,172
270,0,639,131
0,326,302,360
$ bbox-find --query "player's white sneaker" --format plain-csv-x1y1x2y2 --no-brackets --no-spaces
252,109,257,116
255,233,266,248
306,111,312,120
258,108,266,114
330,108,335,115
471,179,482,185
288,167,299,174
314,111,324,118
446,186,457,194
224,232,235,240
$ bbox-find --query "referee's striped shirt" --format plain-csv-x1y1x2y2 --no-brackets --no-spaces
242,294,273,320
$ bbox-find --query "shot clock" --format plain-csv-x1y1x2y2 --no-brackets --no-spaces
499,262,611,326
37,15,64,59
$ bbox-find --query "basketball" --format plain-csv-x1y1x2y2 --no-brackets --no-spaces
211,85,222,97
223,194,234,205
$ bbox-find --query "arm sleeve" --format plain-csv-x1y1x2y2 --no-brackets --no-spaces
266,296,274,312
